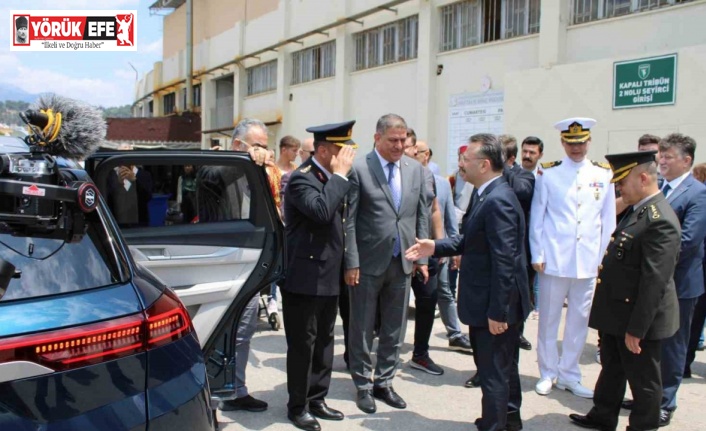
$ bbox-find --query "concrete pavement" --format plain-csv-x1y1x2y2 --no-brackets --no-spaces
219,306,706,431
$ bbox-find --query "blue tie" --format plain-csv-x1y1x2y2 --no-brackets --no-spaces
662,184,671,197
388,162,401,257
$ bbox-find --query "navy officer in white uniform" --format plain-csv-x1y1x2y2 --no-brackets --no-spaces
530,118,616,399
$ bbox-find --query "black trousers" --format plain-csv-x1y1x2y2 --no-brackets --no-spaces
589,332,662,431
281,290,338,414
339,284,350,365
686,292,706,373
471,324,522,431
411,257,439,356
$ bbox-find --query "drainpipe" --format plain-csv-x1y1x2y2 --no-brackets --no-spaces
185,0,193,111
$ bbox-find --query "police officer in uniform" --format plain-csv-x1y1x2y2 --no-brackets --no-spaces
569,150,680,431
281,121,357,431
530,118,616,398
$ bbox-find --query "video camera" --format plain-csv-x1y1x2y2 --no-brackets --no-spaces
0,95,104,243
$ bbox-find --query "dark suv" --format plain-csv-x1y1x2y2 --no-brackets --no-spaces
0,136,285,430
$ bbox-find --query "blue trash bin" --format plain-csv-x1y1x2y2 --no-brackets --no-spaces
147,194,171,227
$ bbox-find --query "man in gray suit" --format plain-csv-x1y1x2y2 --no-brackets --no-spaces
344,113,430,414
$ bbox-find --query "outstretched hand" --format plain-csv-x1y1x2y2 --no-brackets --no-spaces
405,238,435,261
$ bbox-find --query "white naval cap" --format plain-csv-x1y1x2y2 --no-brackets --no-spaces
554,117,597,143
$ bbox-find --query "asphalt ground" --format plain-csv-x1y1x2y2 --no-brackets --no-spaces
219,304,706,431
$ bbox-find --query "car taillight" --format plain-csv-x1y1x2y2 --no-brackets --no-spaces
0,290,193,372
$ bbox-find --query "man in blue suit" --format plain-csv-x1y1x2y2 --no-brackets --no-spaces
657,133,706,426
406,133,531,431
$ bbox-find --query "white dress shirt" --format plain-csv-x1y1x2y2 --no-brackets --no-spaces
662,171,691,198
375,149,401,192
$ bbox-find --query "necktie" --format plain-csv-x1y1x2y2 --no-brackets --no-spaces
662,183,671,197
387,162,402,257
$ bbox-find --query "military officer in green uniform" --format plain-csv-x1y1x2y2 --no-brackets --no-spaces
281,120,357,431
569,150,681,431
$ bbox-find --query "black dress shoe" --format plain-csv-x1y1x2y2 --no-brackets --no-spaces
659,409,672,427
683,367,692,378
309,402,344,421
519,335,532,351
568,413,611,430
356,389,376,414
219,395,268,412
621,399,633,410
372,386,407,409
507,410,523,431
465,373,481,388
287,411,321,431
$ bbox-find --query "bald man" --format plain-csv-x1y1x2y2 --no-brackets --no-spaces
299,138,315,164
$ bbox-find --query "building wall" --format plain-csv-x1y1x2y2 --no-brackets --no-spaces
137,0,706,172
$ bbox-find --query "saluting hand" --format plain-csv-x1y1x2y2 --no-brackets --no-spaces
331,146,356,177
404,238,435,261
625,333,642,354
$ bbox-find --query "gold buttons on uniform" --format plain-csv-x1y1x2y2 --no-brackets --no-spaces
611,236,615,242
605,250,608,256
625,298,630,303
310,256,314,259
597,278,601,284
599,265,603,270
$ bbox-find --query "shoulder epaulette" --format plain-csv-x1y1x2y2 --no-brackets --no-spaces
299,165,311,173
648,203,661,220
591,161,611,170
541,160,562,169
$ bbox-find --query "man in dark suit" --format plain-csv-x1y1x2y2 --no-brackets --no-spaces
344,113,429,414
569,151,680,431
655,133,706,426
281,121,357,431
406,133,531,431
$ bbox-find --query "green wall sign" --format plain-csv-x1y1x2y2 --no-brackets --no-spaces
613,54,677,109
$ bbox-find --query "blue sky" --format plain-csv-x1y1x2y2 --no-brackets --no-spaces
1,0,165,107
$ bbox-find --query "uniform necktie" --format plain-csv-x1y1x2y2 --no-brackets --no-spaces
662,183,671,197
387,162,402,257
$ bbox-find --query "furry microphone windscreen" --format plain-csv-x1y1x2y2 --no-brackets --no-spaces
31,93,107,160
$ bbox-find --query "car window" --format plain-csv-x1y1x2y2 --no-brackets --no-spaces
0,210,127,302
99,162,253,230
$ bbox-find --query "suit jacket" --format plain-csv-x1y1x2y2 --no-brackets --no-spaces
435,177,531,327
503,163,535,262
106,167,153,226
665,174,706,299
283,159,350,296
589,194,681,340
345,151,429,276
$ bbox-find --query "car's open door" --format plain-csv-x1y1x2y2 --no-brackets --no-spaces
87,151,285,398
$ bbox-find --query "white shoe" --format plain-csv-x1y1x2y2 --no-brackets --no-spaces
535,377,553,396
556,380,594,399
